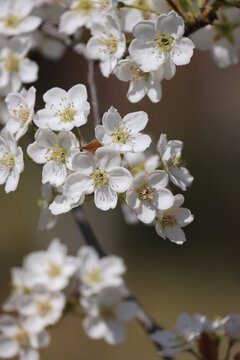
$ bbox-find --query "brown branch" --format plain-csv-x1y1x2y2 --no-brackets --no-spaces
87,60,101,127
72,207,174,360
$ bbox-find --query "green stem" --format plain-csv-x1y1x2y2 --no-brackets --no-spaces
225,339,235,360
186,0,199,16
118,1,161,15
188,349,204,360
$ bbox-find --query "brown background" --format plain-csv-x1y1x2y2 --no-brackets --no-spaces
0,47,240,359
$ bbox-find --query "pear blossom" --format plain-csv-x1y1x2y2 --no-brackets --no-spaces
37,183,58,231
34,84,90,131
157,133,193,191
0,130,24,193
95,107,151,152
59,0,117,34
81,287,138,344
0,0,42,36
23,239,79,291
129,11,195,72
87,15,126,77
5,87,36,141
77,246,126,296
27,128,80,187
64,147,133,211
0,37,38,96
114,58,163,103
0,315,50,360
126,170,174,224
155,194,193,244
151,313,202,356
191,8,240,68
123,151,146,175
16,290,66,332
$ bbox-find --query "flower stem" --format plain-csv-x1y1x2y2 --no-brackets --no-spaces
188,349,204,360
225,339,235,360
118,1,161,15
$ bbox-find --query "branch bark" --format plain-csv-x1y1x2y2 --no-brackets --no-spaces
87,60,101,127
72,207,174,360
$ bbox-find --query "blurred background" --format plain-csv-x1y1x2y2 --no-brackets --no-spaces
0,46,240,360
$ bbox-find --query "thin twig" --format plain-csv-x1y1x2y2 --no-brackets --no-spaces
166,0,186,18
87,60,101,127
72,207,174,360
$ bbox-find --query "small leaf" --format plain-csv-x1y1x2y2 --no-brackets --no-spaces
81,140,102,154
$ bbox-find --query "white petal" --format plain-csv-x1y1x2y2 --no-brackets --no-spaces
102,106,122,132
105,320,126,344
126,190,140,209
0,336,19,358
96,147,121,170
164,225,186,244
109,167,132,193
171,37,195,66
156,11,184,38
123,111,148,133
152,188,174,210
42,161,66,187
132,21,156,42
137,201,155,223
94,186,118,210
83,317,106,339
5,168,20,193
19,59,38,83
175,207,193,227
148,170,168,188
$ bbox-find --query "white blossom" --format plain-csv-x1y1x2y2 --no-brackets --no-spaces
81,287,138,344
0,130,24,193
191,8,240,68
48,189,85,215
16,290,66,333
114,58,163,103
95,106,151,152
0,315,50,360
64,147,133,211
0,37,38,96
34,84,90,131
5,87,36,141
77,246,126,296
155,194,193,244
129,11,194,72
23,239,79,292
151,313,202,356
59,0,117,34
27,128,80,187
157,133,193,191
126,170,174,224
87,15,126,77
0,0,41,36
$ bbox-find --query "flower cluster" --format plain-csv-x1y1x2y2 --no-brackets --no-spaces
0,239,138,360
0,82,193,244
151,312,240,358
